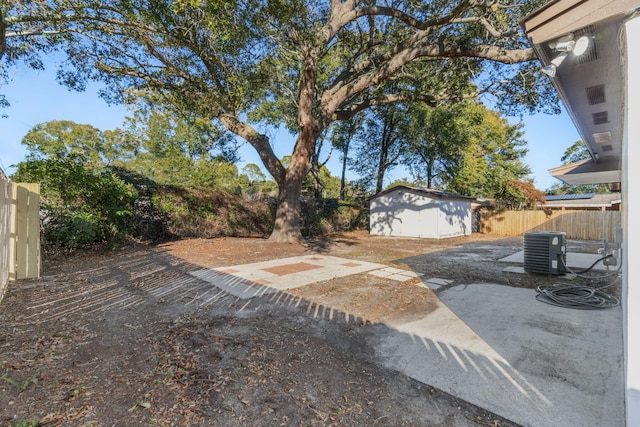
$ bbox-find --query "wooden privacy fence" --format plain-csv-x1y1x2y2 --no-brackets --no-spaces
1,173,40,304
479,209,621,241
0,175,9,302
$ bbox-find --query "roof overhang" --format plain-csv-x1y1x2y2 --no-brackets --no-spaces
522,0,640,186
548,158,621,185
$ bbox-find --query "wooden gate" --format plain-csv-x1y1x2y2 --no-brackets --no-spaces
1,172,40,304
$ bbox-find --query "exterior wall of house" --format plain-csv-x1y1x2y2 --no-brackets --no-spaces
623,15,639,427
369,189,471,239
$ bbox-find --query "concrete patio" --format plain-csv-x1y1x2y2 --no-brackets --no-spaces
189,251,624,427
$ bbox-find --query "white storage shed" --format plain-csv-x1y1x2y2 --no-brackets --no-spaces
369,186,474,239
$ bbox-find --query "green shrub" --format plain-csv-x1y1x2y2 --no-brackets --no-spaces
12,158,137,248
12,158,367,247
300,199,367,237
152,186,273,238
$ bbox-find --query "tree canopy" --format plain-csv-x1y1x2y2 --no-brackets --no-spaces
1,0,78,109
443,102,530,198
4,0,556,241
22,120,106,166
349,103,411,193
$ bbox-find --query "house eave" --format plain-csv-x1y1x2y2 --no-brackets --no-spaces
548,158,621,185
521,0,640,188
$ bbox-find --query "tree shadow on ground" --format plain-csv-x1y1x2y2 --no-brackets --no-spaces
0,242,519,427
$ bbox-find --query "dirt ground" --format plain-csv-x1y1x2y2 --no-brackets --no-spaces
0,231,611,426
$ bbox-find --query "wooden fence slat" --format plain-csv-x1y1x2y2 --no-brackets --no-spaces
14,184,40,280
8,182,17,281
24,184,40,279
15,184,28,279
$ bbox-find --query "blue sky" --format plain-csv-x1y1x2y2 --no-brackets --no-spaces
0,62,581,191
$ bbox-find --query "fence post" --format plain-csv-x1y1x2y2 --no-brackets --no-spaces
0,174,11,303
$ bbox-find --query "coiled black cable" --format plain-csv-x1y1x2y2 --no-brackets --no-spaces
535,242,622,309
535,285,620,309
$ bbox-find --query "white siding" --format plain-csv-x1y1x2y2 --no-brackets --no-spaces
438,199,472,238
369,188,471,239
624,15,640,427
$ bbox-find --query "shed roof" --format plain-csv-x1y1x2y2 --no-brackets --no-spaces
369,185,475,202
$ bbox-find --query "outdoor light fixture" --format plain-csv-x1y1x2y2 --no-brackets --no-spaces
549,39,575,52
541,52,568,77
541,35,590,77
573,36,590,56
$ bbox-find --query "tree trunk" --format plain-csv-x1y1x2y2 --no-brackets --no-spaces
375,155,385,194
269,168,305,242
267,47,322,242
340,141,349,199
339,123,357,199
310,138,323,199
269,129,319,241
310,163,322,199
220,110,315,242
375,123,391,194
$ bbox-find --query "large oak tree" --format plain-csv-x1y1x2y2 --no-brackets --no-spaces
5,0,556,241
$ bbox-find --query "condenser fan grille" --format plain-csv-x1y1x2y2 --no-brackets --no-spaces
523,231,567,275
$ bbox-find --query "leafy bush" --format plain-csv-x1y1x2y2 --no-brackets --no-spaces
11,157,368,248
301,199,367,237
12,158,137,248
153,186,274,238
108,166,171,241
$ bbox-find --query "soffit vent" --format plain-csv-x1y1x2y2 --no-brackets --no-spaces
593,111,609,125
593,131,612,143
586,85,606,105
601,144,613,152
574,26,598,64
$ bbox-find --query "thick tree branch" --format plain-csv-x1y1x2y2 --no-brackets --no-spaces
135,29,192,82
422,42,535,63
94,60,168,87
323,41,533,117
0,10,5,58
325,1,475,41
333,94,437,121
332,89,481,122
218,113,285,184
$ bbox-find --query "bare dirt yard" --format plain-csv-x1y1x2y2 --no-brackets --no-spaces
0,232,607,426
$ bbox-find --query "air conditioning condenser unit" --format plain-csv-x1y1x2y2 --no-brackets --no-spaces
523,231,567,275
